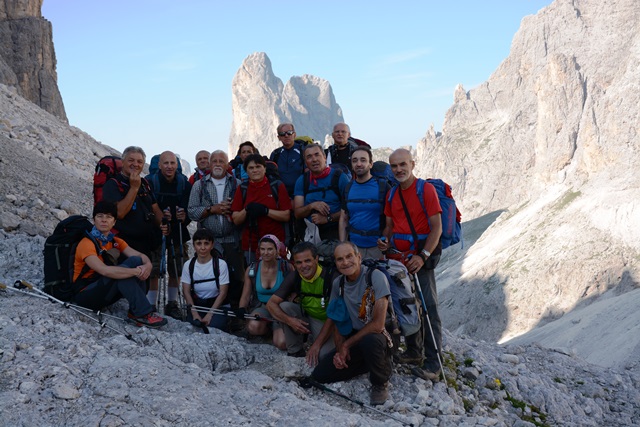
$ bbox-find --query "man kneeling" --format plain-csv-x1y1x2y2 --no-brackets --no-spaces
73,201,167,328
311,242,392,406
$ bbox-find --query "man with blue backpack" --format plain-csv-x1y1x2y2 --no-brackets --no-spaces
377,148,449,379
294,144,349,243
147,151,192,318
339,146,390,259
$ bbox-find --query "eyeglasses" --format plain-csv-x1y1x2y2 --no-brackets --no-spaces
95,213,115,220
277,130,295,137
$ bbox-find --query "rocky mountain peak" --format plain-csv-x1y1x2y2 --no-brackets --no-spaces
229,52,342,156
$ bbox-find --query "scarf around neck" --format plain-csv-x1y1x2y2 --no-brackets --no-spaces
310,167,331,186
90,226,114,246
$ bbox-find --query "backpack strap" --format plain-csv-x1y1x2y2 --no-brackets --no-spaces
188,255,220,290
240,180,280,207
303,169,343,200
344,177,388,236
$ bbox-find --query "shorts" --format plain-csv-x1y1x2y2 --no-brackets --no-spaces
250,303,281,330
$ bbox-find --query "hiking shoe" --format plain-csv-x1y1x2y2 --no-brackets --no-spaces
164,301,183,320
394,349,424,365
370,383,389,406
128,311,168,328
287,349,306,358
411,365,441,382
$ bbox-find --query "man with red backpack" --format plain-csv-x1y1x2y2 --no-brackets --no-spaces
378,148,443,380
102,146,165,260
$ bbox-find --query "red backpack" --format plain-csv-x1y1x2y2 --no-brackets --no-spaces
93,156,122,205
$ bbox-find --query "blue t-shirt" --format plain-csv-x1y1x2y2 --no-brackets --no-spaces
345,178,386,248
294,169,350,217
271,144,305,197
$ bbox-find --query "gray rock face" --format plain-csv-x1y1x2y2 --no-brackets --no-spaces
414,0,640,369
0,0,67,122
229,52,343,156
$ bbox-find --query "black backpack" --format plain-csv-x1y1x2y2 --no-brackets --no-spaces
186,246,224,296
43,215,101,301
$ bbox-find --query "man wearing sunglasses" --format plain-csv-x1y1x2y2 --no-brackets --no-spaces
270,123,305,198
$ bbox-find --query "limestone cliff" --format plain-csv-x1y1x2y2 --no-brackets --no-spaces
0,0,67,121
418,0,640,368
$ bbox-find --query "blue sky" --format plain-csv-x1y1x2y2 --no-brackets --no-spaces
42,1,551,167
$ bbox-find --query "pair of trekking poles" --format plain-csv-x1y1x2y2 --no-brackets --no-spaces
1,280,135,341
385,246,447,385
159,217,188,320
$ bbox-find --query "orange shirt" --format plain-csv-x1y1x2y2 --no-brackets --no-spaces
73,236,128,281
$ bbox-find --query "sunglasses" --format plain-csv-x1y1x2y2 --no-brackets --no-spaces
277,130,294,137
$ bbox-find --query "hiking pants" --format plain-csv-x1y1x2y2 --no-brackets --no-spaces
74,256,153,317
312,332,391,386
280,301,335,357
417,254,442,368
221,242,245,307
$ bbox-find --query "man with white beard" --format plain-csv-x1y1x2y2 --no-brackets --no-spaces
188,150,244,307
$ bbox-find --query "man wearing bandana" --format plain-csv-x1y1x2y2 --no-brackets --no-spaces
293,144,349,242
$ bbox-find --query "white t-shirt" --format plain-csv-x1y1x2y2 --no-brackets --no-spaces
181,257,230,299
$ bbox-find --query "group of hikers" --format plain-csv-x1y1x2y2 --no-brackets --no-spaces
70,122,448,406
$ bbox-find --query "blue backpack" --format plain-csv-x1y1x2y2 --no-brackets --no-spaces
388,178,462,249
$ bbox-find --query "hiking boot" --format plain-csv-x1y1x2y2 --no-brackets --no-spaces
287,349,306,358
411,365,441,382
394,348,424,365
128,311,168,328
370,383,389,406
164,301,183,320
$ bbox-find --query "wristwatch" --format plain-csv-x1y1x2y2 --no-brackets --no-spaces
421,249,431,260
327,215,332,223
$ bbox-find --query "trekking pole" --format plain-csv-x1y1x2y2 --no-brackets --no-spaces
159,230,167,313
408,257,447,385
176,217,187,321
188,305,274,322
298,377,413,426
167,234,184,320
4,281,134,341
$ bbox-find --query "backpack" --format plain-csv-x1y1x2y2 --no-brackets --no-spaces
371,161,399,187
388,178,462,249
147,172,188,206
337,264,401,348
362,258,420,336
148,154,183,175
93,156,122,205
186,247,223,296
293,264,334,313
264,157,280,182
343,177,389,237
348,136,371,148
295,136,315,146
302,168,344,200
239,180,281,207
43,215,102,301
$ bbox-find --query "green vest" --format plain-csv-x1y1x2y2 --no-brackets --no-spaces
299,273,328,321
